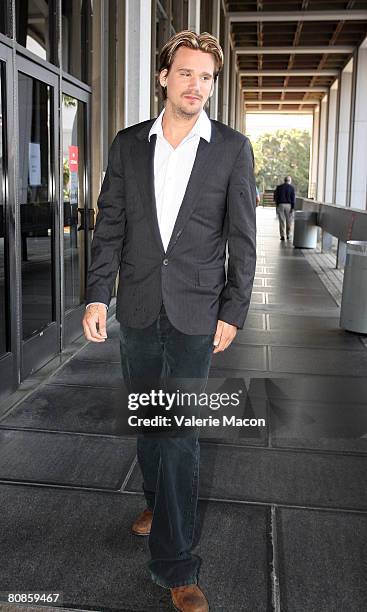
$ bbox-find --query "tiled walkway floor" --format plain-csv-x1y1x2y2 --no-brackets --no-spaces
0,208,366,611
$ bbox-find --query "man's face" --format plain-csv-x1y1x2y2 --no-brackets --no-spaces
159,46,215,117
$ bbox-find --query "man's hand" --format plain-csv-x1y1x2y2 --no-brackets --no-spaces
83,304,108,342
213,320,237,353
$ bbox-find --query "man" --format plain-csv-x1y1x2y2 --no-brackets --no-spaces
83,30,256,612
274,175,295,240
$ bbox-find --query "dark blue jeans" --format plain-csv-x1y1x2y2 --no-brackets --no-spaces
119,305,214,588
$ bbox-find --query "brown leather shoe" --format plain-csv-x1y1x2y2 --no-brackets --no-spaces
131,508,153,536
171,585,209,612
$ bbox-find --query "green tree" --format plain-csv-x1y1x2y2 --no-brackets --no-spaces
252,129,311,197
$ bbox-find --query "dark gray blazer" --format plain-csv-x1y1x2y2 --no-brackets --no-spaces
86,117,257,334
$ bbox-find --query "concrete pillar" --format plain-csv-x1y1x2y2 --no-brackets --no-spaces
309,105,320,198
115,2,125,131
222,16,230,125
324,80,338,203
336,240,347,269
321,230,333,253
188,0,200,33
230,49,237,128
317,95,328,201
350,40,367,209
335,59,353,206
124,0,152,127
91,0,104,208
235,76,243,132
209,0,220,121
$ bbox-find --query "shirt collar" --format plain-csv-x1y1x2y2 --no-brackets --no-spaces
148,107,211,144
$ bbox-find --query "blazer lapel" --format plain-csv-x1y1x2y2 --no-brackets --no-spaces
165,122,224,255
132,124,165,255
131,118,224,256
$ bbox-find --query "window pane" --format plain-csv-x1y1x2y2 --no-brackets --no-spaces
62,0,92,83
15,0,57,65
0,2,10,36
18,74,55,340
62,94,86,311
0,63,8,355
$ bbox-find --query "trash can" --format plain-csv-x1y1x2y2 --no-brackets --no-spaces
293,211,318,248
340,241,367,333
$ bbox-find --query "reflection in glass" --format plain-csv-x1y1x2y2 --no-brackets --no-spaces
62,94,85,311
62,0,92,83
18,74,55,340
15,0,56,64
0,64,8,355
0,2,10,36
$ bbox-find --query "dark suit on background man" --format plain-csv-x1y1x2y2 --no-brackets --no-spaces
85,115,257,590
274,176,295,240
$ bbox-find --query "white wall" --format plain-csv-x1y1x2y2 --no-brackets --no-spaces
324,81,338,203
124,0,152,127
335,59,353,206
188,0,200,33
350,42,367,209
317,95,328,201
309,106,320,198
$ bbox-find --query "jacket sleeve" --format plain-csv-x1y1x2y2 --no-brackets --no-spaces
218,137,257,329
85,131,126,306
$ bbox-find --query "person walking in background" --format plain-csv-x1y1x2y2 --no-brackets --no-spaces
274,175,295,241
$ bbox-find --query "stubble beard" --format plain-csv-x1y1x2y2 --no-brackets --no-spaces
170,97,204,120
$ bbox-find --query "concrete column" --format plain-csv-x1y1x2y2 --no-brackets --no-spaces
188,0,200,33
209,0,220,120
235,75,243,132
317,96,328,201
321,230,333,253
222,16,230,125
115,1,125,130
309,105,320,198
335,60,353,206
350,40,367,209
324,80,338,203
230,49,237,128
107,1,126,140
91,0,103,207
336,240,347,269
124,0,152,127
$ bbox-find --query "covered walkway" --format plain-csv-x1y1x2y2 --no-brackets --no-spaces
0,208,366,612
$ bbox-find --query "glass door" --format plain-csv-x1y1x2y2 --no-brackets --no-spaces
17,57,60,379
61,82,91,344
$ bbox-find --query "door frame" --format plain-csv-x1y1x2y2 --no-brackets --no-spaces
61,81,91,347
0,42,17,401
15,55,60,380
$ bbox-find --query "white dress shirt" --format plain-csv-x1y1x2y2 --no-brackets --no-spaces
86,108,211,310
148,107,212,251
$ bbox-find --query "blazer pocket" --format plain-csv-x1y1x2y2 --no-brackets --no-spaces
198,267,224,287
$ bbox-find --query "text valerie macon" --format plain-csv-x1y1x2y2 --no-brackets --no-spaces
128,414,266,428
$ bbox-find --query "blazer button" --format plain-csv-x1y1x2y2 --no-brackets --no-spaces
163,258,169,266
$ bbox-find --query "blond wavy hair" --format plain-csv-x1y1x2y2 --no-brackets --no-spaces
158,30,224,101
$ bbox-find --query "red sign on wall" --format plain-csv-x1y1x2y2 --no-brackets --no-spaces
69,145,78,172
